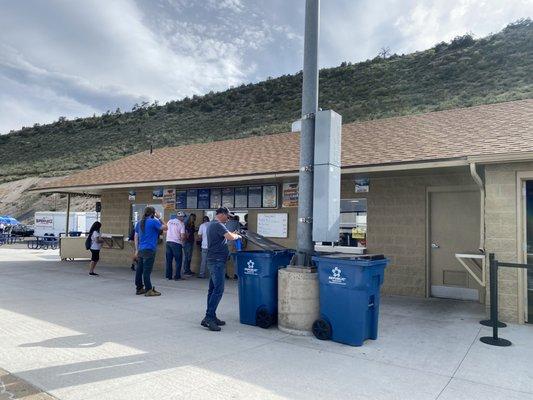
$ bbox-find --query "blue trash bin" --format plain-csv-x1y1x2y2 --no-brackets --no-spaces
312,255,389,346
234,250,294,328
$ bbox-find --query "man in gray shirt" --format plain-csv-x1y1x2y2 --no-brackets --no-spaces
201,207,241,331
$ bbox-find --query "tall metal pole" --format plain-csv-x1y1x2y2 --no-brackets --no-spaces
65,193,71,237
296,0,320,266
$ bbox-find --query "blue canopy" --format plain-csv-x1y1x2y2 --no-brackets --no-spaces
0,216,20,225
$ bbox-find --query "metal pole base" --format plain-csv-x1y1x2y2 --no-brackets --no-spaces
480,336,512,347
480,319,507,328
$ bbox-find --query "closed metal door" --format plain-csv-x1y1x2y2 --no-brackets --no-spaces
430,190,481,301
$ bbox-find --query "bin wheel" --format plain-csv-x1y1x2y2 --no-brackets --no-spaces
256,308,275,329
312,319,332,341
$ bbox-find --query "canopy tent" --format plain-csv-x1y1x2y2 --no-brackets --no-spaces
0,216,20,225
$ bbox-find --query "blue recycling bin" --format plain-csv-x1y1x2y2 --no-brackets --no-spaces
312,255,389,346
234,250,294,328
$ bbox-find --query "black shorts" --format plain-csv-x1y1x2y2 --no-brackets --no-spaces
90,249,100,262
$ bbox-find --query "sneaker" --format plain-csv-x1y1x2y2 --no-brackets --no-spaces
89,272,99,276
145,287,161,297
215,317,226,326
184,271,195,276
136,287,146,295
201,318,221,331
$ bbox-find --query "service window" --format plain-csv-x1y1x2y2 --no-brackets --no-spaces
339,198,367,247
131,203,164,226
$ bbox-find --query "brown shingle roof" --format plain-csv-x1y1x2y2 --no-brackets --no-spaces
36,99,533,190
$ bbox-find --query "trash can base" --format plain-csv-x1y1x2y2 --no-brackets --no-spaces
256,308,275,329
312,318,332,341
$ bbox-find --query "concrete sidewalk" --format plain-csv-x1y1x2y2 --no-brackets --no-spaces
0,248,532,400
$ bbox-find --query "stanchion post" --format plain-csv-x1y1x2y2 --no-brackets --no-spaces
480,253,511,347
480,252,507,328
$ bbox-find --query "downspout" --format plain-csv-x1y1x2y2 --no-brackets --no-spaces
469,162,485,251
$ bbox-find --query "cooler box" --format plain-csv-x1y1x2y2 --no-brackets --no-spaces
312,255,389,346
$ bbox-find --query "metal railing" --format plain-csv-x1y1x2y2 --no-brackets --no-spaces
480,253,533,347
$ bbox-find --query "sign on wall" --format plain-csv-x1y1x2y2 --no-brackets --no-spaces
35,217,53,227
198,189,210,209
262,185,278,208
257,213,288,238
152,187,164,199
355,179,369,193
163,189,176,209
176,190,187,209
282,182,299,207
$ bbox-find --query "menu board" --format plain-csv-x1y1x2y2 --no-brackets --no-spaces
210,188,222,209
222,187,235,208
198,189,210,209
282,182,298,207
257,213,288,238
262,185,278,208
176,190,187,209
248,186,262,208
235,187,248,208
186,189,198,209
162,188,176,210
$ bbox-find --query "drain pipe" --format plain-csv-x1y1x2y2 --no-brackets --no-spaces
470,162,485,251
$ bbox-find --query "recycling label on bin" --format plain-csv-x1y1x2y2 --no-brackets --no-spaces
244,259,259,275
328,267,347,285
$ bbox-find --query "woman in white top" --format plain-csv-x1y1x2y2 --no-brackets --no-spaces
88,221,104,276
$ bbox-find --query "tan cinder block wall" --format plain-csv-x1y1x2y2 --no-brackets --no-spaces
484,162,533,324
341,172,475,297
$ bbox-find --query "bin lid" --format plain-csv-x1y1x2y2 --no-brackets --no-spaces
314,253,386,261
239,229,288,252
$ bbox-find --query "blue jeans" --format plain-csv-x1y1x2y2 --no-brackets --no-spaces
135,249,155,290
199,248,208,277
183,241,194,273
205,259,226,319
165,242,183,279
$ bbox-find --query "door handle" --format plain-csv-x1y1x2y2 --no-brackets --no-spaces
431,243,440,249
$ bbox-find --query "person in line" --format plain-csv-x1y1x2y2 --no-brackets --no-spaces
134,206,167,296
165,211,186,280
183,213,197,276
128,223,136,271
201,207,241,331
196,215,210,279
88,221,104,276
225,215,242,279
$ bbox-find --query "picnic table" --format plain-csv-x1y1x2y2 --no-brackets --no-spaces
26,235,59,250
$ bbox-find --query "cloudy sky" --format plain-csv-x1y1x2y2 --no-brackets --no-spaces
0,0,530,134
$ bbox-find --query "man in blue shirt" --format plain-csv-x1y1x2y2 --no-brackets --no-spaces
134,206,167,296
201,207,242,331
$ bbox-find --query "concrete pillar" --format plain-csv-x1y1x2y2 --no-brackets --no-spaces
278,267,319,335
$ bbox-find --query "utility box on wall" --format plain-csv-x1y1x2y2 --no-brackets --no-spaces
313,110,342,242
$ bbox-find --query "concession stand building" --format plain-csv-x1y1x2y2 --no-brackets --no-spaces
33,100,533,324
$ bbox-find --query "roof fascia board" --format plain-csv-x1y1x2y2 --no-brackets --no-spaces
467,152,533,164
32,159,469,194
341,159,468,174
30,171,300,194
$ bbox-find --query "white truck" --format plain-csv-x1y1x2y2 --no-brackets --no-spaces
34,212,98,237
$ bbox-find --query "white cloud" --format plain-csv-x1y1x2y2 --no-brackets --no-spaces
0,0,530,133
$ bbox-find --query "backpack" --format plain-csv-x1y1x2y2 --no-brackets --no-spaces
85,234,92,250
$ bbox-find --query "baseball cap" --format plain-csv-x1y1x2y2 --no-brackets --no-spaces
176,211,186,217
215,207,234,216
